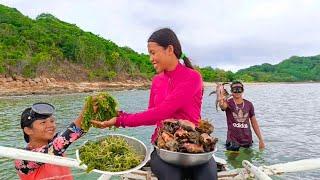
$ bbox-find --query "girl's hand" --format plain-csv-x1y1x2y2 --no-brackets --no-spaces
91,117,117,129
74,105,87,128
259,140,265,150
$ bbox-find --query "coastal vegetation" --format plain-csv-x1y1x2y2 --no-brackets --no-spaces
1,4,319,83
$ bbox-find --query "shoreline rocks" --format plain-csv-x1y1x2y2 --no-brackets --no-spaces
0,76,150,96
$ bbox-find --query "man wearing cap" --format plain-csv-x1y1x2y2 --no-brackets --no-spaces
15,103,86,180
219,81,265,151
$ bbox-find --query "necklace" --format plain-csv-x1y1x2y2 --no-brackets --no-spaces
233,98,245,111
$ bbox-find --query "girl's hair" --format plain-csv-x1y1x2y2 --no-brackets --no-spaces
148,28,193,69
21,108,32,143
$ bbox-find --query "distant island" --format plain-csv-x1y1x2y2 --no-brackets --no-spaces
0,4,319,86
200,55,320,82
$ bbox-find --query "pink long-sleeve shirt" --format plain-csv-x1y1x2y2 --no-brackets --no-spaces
115,63,203,142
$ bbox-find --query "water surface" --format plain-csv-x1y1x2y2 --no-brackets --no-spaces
0,83,319,179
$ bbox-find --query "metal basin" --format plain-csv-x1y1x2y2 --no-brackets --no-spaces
154,145,216,167
76,134,150,175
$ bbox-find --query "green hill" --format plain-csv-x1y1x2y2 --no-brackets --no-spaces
235,55,320,82
0,4,319,82
0,4,154,81
198,55,320,82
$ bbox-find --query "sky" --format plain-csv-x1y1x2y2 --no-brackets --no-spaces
1,0,319,72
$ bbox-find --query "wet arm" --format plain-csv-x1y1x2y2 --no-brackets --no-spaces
250,116,264,142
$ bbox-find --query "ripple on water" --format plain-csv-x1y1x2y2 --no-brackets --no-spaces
0,83,320,179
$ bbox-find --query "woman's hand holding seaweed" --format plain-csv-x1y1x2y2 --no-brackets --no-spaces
91,117,117,129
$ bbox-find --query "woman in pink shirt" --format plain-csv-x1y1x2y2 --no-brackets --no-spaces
92,28,217,180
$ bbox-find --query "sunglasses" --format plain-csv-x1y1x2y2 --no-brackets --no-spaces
231,86,244,93
28,103,55,120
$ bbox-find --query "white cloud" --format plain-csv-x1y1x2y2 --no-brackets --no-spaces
0,0,319,71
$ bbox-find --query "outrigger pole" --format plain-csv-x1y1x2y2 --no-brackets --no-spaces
1,145,320,180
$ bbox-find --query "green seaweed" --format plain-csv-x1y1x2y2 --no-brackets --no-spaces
79,136,143,173
82,92,118,132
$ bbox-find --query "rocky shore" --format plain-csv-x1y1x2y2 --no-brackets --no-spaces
2,76,312,97
0,75,150,96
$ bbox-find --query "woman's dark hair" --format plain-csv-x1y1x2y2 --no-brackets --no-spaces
148,28,193,69
21,108,32,143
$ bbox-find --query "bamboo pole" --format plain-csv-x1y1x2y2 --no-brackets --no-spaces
97,174,112,180
2,145,320,180
242,160,272,180
265,158,320,174
0,146,85,169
